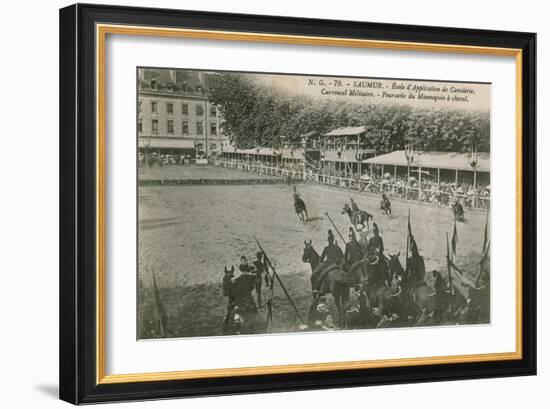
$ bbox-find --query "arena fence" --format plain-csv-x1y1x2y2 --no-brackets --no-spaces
213,159,490,210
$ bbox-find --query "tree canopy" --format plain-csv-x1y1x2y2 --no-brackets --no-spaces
206,73,490,153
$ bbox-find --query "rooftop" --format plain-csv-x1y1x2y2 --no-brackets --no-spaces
324,126,368,137
362,150,490,172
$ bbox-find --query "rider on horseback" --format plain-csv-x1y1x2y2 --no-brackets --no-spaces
313,230,344,293
344,227,364,270
366,223,384,256
345,227,365,291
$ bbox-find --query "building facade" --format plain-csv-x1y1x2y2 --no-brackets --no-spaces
138,70,230,158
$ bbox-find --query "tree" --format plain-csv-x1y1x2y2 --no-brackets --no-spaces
205,73,490,153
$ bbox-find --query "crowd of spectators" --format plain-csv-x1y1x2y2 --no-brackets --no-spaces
147,154,491,209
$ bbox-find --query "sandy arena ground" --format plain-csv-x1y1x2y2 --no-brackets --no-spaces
138,167,489,339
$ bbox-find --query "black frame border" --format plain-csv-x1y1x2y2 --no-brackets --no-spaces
59,3,536,404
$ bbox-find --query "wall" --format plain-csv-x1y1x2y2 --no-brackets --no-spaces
0,0,546,408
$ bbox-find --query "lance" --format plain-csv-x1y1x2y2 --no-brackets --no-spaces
324,212,347,244
254,237,304,324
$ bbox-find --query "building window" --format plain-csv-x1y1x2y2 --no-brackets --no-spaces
151,101,158,113
182,121,189,136
196,122,203,135
167,119,174,134
210,106,217,117
196,104,204,116
138,119,143,133
152,119,159,134
166,102,174,114
210,123,217,135
181,103,189,115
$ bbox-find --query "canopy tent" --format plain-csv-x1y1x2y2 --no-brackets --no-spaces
323,126,368,137
362,150,490,173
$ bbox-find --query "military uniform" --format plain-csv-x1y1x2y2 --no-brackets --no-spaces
367,235,384,256
345,239,363,265
320,242,344,265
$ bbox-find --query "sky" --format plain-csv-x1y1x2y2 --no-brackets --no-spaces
251,72,491,112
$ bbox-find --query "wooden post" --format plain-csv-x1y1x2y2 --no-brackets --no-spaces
394,165,397,195
418,166,422,200
473,169,477,208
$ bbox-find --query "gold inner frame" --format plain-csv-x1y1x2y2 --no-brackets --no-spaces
96,23,523,385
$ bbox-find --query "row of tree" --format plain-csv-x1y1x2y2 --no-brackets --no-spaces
205,73,490,154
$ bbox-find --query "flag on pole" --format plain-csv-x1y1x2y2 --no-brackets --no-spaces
407,208,412,239
477,211,490,285
406,209,412,271
446,232,454,295
482,210,489,254
451,220,459,263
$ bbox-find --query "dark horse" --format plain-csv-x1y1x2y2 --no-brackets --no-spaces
388,252,442,321
362,254,400,317
342,203,373,228
452,200,465,222
223,266,258,315
293,187,308,221
301,240,362,328
380,193,392,216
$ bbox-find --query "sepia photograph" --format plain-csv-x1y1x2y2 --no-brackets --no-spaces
136,67,491,340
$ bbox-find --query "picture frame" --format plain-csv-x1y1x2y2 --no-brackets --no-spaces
59,3,536,404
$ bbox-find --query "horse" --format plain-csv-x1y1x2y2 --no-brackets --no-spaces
293,189,308,221
342,203,373,228
301,240,321,292
302,241,360,328
380,193,392,216
363,254,400,317
388,252,441,321
223,266,258,315
452,200,465,222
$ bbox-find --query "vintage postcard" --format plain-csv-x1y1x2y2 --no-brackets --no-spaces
137,68,490,339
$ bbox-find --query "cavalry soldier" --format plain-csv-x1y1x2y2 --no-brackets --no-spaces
356,223,370,252
312,230,344,294
238,255,256,275
367,223,384,256
252,251,269,309
344,227,364,270
319,230,344,267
